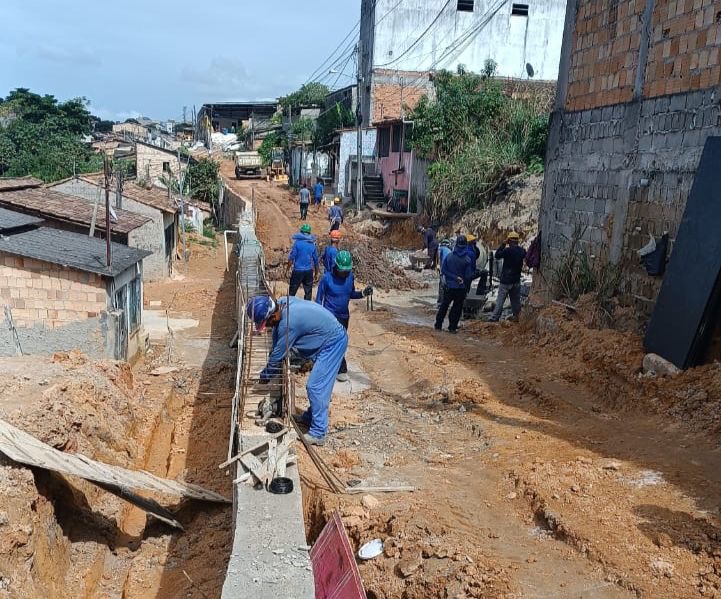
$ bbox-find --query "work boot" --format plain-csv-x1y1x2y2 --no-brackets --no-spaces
336,373,349,382
303,433,325,447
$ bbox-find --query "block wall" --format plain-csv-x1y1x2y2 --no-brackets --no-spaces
0,254,108,329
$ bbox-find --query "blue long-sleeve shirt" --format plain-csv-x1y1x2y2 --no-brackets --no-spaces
313,182,324,200
442,246,474,289
315,271,363,320
328,205,343,223
288,232,319,272
322,245,338,273
260,297,346,380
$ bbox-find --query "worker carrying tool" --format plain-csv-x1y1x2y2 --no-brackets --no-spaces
328,198,343,232
247,295,347,446
435,235,474,333
298,183,311,220
316,250,372,382
488,231,527,322
321,230,342,273
288,224,319,300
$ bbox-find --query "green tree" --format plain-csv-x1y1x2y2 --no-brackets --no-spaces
258,131,286,166
0,88,102,182
407,62,549,219
187,158,220,206
279,82,329,109
313,102,354,148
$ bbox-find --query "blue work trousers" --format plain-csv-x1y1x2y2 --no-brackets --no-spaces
302,331,348,438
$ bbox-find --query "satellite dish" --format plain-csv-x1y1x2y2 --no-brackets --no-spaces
526,63,535,78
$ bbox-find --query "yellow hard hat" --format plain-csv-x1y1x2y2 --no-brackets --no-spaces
334,197,341,204
507,231,520,240
465,234,477,242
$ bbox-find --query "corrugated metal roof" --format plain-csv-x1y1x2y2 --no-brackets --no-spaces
0,187,150,234
0,176,43,191
0,227,152,277
0,207,43,231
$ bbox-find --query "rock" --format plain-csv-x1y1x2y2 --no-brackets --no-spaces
642,353,681,377
603,461,621,471
383,539,400,558
397,556,423,578
505,492,517,500
150,366,180,376
650,557,674,577
361,495,380,510
570,484,580,493
653,532,674,548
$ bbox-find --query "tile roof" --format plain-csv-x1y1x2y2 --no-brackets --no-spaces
0,177,43,192
0,227,151,277
0,187,150,235
77,177,177,214
0,207,44,231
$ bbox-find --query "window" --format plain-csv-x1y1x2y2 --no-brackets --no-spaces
512,3,529,16
378,127,390,157
391,124,402,153
162,161,171,173
457,0,474,11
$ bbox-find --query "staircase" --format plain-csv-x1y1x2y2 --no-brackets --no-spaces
363,175,385,207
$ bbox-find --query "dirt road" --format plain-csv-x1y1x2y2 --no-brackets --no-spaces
229,174,721,599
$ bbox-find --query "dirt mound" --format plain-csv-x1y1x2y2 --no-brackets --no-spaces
345,237,426,292
0,355,163,598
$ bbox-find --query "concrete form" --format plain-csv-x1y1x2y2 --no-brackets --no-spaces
539,0,721,317
222,194,314,598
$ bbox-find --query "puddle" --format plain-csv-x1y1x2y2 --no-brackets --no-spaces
624,469,665,488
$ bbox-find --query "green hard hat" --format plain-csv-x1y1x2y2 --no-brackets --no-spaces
335,250,353,272
300,224,311,234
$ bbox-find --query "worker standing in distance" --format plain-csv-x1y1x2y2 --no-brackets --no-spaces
436,238,452,308
247,295,347,446
488,231,527,322
435,235,474,333
288,223,319,300
298,183,311,220
313,178,324,212
328,198,344,232
420,226,439,269
316,250,373,382
321,230,342,273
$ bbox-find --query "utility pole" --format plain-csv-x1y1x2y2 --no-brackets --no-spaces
177,149,188,264
355,40,364,213
103,153,113,268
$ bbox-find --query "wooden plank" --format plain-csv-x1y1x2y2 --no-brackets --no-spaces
218,428,290,469
239,453,268,486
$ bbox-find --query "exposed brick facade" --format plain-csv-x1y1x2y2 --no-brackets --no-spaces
540,0,721,317
0,254,107,329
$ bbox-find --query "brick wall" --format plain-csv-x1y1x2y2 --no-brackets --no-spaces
136,144,178,184
0,254,108,329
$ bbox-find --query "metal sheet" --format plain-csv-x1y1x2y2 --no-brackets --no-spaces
310,511,365,599
645,136,721,368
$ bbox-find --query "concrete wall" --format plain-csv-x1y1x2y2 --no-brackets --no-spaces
338,129,377,198
539,0,721,316
222,185,248,229
136,143,179,184
52,178,172,281
364,0,567,80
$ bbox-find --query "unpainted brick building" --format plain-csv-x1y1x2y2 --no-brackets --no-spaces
540,0,721,314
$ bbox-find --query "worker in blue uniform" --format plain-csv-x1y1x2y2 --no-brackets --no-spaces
288,223,319,300
248,295,348,446
321,230,342,273
315,250,372,382
328,198,344,232
434,235,475,333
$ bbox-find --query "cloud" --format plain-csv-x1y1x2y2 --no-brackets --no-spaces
88,105,142,122
16,43,102,67
180,57,284,101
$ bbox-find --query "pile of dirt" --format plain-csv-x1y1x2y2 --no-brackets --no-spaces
0,352,162,598
449,173,541,247
470,302,721,439
345,237,426,292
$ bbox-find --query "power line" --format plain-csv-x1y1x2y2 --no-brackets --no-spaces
374,0,454,68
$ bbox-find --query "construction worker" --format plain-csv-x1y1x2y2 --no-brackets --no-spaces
288,224,319,300
298,183,311,220
464,234,481,293
316,250,372,382
421,226,439,269
488,231,527,322
436,239,452,307
328,198,343,232
435,235,474,333
321,230,342,273
247,295,347,446
313,178,324,211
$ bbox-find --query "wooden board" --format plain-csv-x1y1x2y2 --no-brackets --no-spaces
370,209,414,220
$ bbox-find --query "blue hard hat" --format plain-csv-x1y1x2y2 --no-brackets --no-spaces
246,296,276,332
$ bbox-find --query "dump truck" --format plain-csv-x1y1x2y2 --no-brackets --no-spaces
234,151,263,179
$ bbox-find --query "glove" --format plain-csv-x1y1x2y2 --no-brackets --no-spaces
362,286,373,297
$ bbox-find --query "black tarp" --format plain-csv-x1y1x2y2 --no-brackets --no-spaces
645,136,721,369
